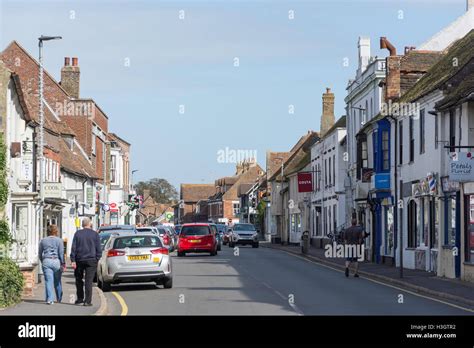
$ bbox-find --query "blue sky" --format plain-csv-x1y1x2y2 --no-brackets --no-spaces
0,0,467,189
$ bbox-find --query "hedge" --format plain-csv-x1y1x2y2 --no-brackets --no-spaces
0,258,24,308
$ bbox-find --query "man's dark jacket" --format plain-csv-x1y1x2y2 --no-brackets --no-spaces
70,228,101,262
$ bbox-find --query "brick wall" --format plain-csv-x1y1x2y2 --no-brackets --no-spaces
385,56,402,101
21,269,36,297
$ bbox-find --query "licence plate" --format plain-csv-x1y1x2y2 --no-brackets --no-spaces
190,240,201,243
127,255,150,261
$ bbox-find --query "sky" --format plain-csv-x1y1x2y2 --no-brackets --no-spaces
0,0,468,190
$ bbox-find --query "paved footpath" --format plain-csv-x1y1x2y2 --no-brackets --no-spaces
0,268,106,316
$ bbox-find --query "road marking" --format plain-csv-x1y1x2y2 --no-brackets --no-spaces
271,247,474,314
112,291,128,316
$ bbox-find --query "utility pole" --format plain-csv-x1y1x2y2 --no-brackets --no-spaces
38,35,61,238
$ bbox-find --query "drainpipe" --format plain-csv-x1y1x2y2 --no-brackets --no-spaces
380,37,397,56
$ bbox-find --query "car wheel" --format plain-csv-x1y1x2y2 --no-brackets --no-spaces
162,277,173,289
217,244,222,251
252,242,259,248
229,241,233,248
101,279,111,292
177,251,184,257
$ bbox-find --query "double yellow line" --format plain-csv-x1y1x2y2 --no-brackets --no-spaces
112,292,128,316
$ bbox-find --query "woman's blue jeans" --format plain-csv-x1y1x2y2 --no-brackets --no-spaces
42,258,62,303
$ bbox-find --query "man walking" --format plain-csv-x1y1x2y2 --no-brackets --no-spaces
343,218,364,278
70,218,101,306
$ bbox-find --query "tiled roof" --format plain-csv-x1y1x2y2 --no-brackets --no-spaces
266,152,290,179
58,138,98,179
180,184,215,202
400,29,474,103
222,164,264,201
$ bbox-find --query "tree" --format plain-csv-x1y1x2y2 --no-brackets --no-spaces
134,178,178,204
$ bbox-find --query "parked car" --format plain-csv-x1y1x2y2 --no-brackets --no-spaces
156,226,176,251
229,223,259,248
164,225,179,248
174,225,182,234
97,232,173,292
177,223,218,257
98,225,136,233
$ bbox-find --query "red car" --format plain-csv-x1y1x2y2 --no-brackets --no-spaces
177,223,218,257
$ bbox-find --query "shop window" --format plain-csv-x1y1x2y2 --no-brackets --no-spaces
431,200,439,249
408,200,417,248
409,116,415,162
384,207,394,256
466,195,474,263
446,197,456,246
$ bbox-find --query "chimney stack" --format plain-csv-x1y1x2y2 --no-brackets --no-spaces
320,88,335,136
380,37,401,101
357,37,371,77
61,56,80,98
468,0,474,11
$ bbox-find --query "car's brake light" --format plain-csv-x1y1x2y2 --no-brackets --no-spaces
107,249,125,257
151,247,169,255
163,235,170,244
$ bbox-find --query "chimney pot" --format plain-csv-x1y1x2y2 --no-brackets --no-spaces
72,57,78,66
64,57,70,66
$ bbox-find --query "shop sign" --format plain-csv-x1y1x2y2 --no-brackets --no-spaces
43,182,62,199
449,152,474,182
441,176,459,193
297,172,312,193
374,173,390,190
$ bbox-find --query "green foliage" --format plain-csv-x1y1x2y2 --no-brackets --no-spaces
0,220,11,245
256,200,266,225
0,258,24,308
135,178,178,204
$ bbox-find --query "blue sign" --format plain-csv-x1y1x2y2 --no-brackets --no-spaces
374,173,390,189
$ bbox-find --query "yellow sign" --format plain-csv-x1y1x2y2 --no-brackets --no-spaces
75,217,80,228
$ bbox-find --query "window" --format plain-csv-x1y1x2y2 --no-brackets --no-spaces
409,116,415,162
365,101,368,124
382,130,389,171
328,157,332,187
408,200,417,248
384,207,394,256
233,202,240,216
328,207,332,234
449,109,456,152
447,197,456,246
324,207,327,235
361,141,368,168
466,195,474,262
333,155,336,186
399,120,403,165
420,109,425,154
435,113,439,150
333,205,337,233
92,128,96,155
324,159,328,187
373,132,378,170
110,155,117,184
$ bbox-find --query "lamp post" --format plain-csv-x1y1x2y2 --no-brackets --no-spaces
38,35,61,237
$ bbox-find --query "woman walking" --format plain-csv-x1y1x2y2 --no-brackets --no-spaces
39,225,66,304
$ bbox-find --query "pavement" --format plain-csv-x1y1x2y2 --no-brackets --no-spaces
261,241,474,309
102,244,473,315
0,268,107,316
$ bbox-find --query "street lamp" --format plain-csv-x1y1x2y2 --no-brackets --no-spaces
38,35,62,237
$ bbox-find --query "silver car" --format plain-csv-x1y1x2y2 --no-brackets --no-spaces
97,232,173,291
229,223,259,248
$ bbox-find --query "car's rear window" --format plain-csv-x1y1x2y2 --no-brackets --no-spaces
100,233,112,248
180,225,211,236
113,236,163,249
137,228,155,233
